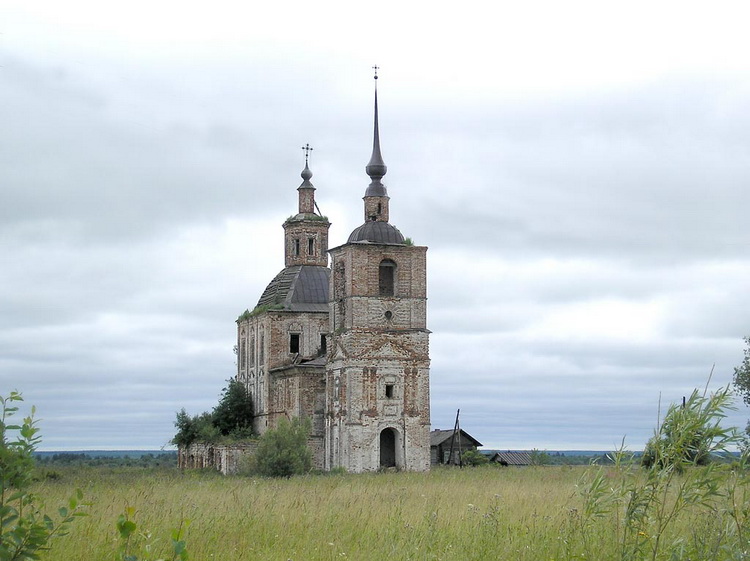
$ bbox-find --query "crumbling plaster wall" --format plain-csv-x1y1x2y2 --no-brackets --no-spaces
326,242,430,472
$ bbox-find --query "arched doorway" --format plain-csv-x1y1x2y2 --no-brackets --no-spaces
380,428,397,468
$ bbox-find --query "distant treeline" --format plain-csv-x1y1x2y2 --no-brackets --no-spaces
35,451,177,468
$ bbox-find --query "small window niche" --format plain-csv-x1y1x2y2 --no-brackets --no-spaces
308,237,315,256
294,239,300,257
289,333,300,354
385,384,394,399
379,259,396,296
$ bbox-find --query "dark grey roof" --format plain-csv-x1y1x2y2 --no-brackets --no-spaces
430,429,483,448
364,182,387,197
347,221,405,244
256,265,330,313
489,451,533,466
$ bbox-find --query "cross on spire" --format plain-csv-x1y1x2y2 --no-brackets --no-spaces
301,143,313,164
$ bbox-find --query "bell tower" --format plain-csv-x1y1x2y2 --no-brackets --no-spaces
325,70,431,472
283,144,330,268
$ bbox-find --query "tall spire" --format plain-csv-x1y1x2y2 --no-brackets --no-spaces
299,143,314,189
297,143,315,214
365,66,387,196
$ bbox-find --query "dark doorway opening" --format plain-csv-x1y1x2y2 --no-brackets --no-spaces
380,428,397,468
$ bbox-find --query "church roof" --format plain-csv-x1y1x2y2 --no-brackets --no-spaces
256,265,330,313
347,221,405,244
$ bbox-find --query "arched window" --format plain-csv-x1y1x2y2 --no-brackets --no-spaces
379,259,396,296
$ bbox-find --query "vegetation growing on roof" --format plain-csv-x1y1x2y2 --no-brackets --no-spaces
237,303,286,322
284,214,329,223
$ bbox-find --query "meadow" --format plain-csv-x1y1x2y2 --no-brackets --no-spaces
32,461,750,561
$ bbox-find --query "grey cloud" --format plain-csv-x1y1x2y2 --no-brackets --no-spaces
2,37,748,452
384,79,750,263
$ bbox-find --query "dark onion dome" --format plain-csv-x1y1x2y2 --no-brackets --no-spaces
347,221,405,244
255,265,330,313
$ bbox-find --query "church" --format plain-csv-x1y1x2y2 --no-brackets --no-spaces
235,76,431,472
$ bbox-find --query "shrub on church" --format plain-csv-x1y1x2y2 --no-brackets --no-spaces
252,417,312,478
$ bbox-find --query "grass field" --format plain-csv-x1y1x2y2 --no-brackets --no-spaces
31,462,750,561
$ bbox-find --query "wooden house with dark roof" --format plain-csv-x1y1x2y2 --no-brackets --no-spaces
430,429,483,465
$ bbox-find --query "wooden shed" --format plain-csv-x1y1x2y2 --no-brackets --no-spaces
487,451,533,466
430,429,483,465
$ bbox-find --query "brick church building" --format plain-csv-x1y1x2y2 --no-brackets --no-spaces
235,77,431,472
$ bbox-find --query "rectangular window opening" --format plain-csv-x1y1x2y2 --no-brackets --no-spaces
308,238,315,255
290,333,300,354
385,384,394,399
320,334,327,355
294,239,300,256
379,262,395,296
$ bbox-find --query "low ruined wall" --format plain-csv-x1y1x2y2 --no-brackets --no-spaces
179,435,329,474
178,442,258,475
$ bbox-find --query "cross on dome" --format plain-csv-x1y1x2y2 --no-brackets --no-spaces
301,143,314,165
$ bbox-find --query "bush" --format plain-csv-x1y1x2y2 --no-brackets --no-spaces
171,409,214,448
172,379,254,447
576,385,742,561
253,417,312,478
212,379,254,437
530,449,552,466
1,391,87,560
641,387,736,469
461,449,489,466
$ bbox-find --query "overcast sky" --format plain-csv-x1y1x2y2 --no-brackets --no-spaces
2,1,749,451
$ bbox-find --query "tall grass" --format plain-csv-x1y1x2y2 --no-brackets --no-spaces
33,461,750,560
37,465,581,560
